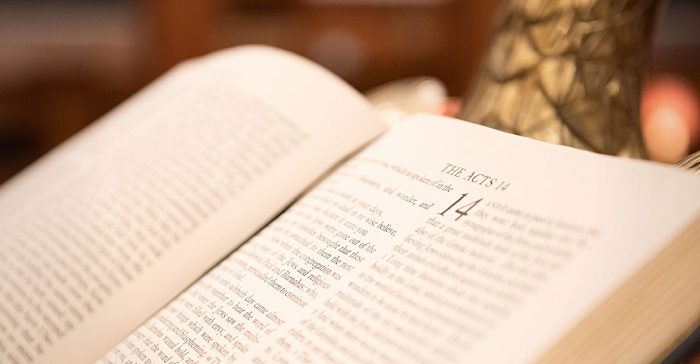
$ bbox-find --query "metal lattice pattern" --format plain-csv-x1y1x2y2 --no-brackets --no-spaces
460,0,660,158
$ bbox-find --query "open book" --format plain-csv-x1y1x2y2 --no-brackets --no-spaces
2,46,699,364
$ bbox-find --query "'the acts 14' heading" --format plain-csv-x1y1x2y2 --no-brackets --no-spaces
440,163,510,192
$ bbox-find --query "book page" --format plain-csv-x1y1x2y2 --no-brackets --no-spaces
0,46,385,363
102,114,700,364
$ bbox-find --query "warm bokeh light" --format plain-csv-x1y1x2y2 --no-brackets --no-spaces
642,75,700,163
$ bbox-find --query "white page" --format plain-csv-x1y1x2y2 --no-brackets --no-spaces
103,114,700,363
0,46,386,364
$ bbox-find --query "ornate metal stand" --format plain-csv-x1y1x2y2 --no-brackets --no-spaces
677,151,700,174
460,0,662,159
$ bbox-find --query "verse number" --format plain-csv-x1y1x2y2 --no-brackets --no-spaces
438,193,482,221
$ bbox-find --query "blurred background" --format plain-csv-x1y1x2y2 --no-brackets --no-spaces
0,0,698,183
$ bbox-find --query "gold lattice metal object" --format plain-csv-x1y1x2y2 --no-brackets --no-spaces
460,0,662,159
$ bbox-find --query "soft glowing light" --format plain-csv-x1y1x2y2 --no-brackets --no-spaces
641,75,699,162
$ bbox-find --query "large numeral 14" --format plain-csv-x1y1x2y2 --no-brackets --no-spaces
438,193,482,221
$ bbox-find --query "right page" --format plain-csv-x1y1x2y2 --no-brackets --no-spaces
103,114,700,363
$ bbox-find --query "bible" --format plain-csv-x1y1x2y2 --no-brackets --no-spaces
1,46,699,364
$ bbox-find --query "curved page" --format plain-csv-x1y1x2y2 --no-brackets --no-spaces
0,46,385,363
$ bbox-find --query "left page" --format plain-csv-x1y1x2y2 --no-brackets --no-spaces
0,45,386,363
